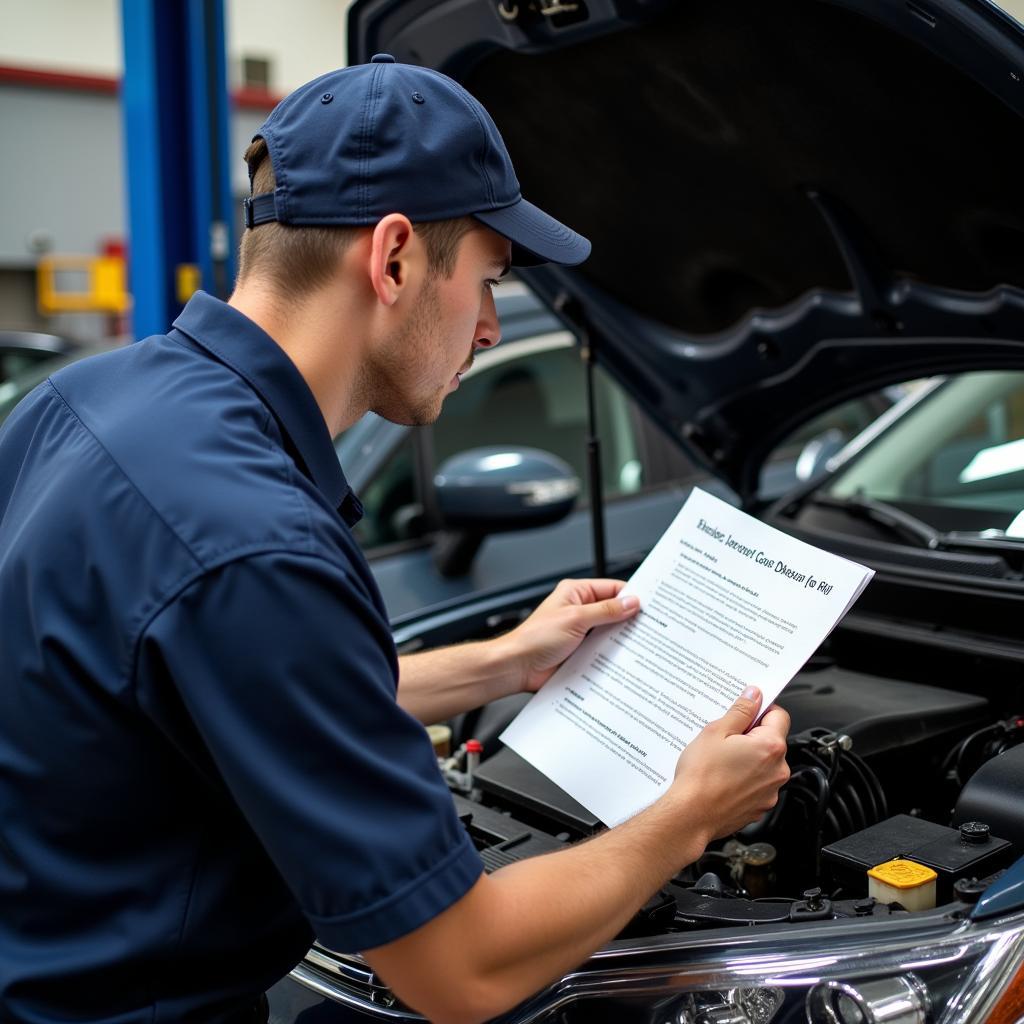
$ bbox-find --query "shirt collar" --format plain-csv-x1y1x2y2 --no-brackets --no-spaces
170,291,362,525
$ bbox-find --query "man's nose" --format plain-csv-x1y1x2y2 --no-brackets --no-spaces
473,289,502,350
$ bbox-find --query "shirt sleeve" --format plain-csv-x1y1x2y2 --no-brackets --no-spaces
135,549,483,952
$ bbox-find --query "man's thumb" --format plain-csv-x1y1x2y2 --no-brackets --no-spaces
576,594,640,631
720,686,762,735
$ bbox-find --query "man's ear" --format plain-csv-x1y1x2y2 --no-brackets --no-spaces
368,214,423,307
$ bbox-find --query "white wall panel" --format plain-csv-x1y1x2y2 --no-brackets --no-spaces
0,87,124,266
226,0,349,91
0,0,122,75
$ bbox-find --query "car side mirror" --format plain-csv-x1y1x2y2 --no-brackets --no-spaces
795,427,847,482
433,446,580,578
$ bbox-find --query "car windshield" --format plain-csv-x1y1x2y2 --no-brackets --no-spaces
822,370,1024,538
984,0,1024,28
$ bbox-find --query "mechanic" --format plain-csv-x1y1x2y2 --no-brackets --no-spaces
0,57,790,1023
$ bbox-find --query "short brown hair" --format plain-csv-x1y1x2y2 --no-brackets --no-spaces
237,139,474,293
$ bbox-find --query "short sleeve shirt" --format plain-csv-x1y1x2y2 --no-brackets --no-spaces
0,292,482,1022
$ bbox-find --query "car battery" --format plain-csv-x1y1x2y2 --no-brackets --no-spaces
822,814,1012,903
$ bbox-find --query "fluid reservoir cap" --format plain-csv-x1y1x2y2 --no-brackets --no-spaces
867,859,937,889
960,821,991,844
742,842,777,866
426,724,452,757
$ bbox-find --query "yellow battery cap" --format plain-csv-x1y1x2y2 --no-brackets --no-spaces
867,859,937,889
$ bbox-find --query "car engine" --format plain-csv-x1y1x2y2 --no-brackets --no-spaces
444,658,1024,936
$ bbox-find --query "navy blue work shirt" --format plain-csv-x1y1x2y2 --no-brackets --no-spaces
0,292,482,1022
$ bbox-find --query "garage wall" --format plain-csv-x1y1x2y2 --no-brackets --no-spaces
0,86,125,267
0,0,350,335
0,0,348,92
0,84,269,336
225,0,347,93
0,0,122,77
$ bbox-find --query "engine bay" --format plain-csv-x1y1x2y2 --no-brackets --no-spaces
445,659,1024,936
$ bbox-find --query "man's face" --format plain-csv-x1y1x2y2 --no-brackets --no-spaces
368,226,510,426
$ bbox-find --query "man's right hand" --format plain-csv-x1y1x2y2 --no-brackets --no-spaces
668,686,791,842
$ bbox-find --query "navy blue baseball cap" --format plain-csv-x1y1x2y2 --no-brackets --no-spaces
244,55,590,267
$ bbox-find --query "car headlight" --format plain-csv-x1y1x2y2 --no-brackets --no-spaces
291,910,1024,1023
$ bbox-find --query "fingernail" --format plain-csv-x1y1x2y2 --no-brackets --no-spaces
741,686,759,701
621,595,640,612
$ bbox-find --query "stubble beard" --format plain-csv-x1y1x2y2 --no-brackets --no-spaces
366,278,449,427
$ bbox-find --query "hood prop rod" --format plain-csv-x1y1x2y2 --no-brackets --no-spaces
555,293,606,577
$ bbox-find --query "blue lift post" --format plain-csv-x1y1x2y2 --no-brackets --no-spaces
121,0,235,340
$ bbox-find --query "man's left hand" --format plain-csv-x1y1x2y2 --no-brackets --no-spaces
498,579,640,693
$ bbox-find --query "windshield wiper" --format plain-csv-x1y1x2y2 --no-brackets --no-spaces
811,493,941,548
811,493,1024,561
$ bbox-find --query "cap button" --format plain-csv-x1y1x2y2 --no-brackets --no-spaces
960,821,991,844
370,53,396,63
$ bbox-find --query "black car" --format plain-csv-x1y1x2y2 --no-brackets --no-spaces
337,280,890,623
269,0,1024,1021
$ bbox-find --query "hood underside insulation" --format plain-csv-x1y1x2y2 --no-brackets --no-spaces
465,0,1024,335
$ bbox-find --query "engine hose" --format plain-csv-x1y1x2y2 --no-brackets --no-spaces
838,774,867,831
760,731,890,864
788,731,887,830
840,750,887,824
800,766,830,827
785,776,827,832
824,808,840,839
743,766,825,843
850,750,886,822
829,789,856,839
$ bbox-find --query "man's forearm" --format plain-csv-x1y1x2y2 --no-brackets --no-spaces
364,695,790,1024
473,785,709,1002
365,783,710,1024
397,637,522,724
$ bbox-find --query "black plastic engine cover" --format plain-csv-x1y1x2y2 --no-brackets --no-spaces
476,667,989,836
956,744,1024,854
474,746,602,835
778,665,989,757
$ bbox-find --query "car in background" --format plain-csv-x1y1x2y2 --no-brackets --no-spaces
339,281,897,623
0,286,887,627
0,342,109,424
267,0,1024,1022
0,330,84,388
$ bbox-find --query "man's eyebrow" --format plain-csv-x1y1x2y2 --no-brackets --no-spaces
491,255,512,278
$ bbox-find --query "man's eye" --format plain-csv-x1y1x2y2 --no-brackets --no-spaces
484,279,500,290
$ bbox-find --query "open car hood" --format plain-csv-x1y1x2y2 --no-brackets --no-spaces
348,0,1024,499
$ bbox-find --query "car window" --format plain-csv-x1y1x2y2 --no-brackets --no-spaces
826,371,1024,530
759,387,908,495
349,435,418,549
349,335,650,555
0,353,85,425
1,351,52,386
983,0,1024,28
432,338,643,498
